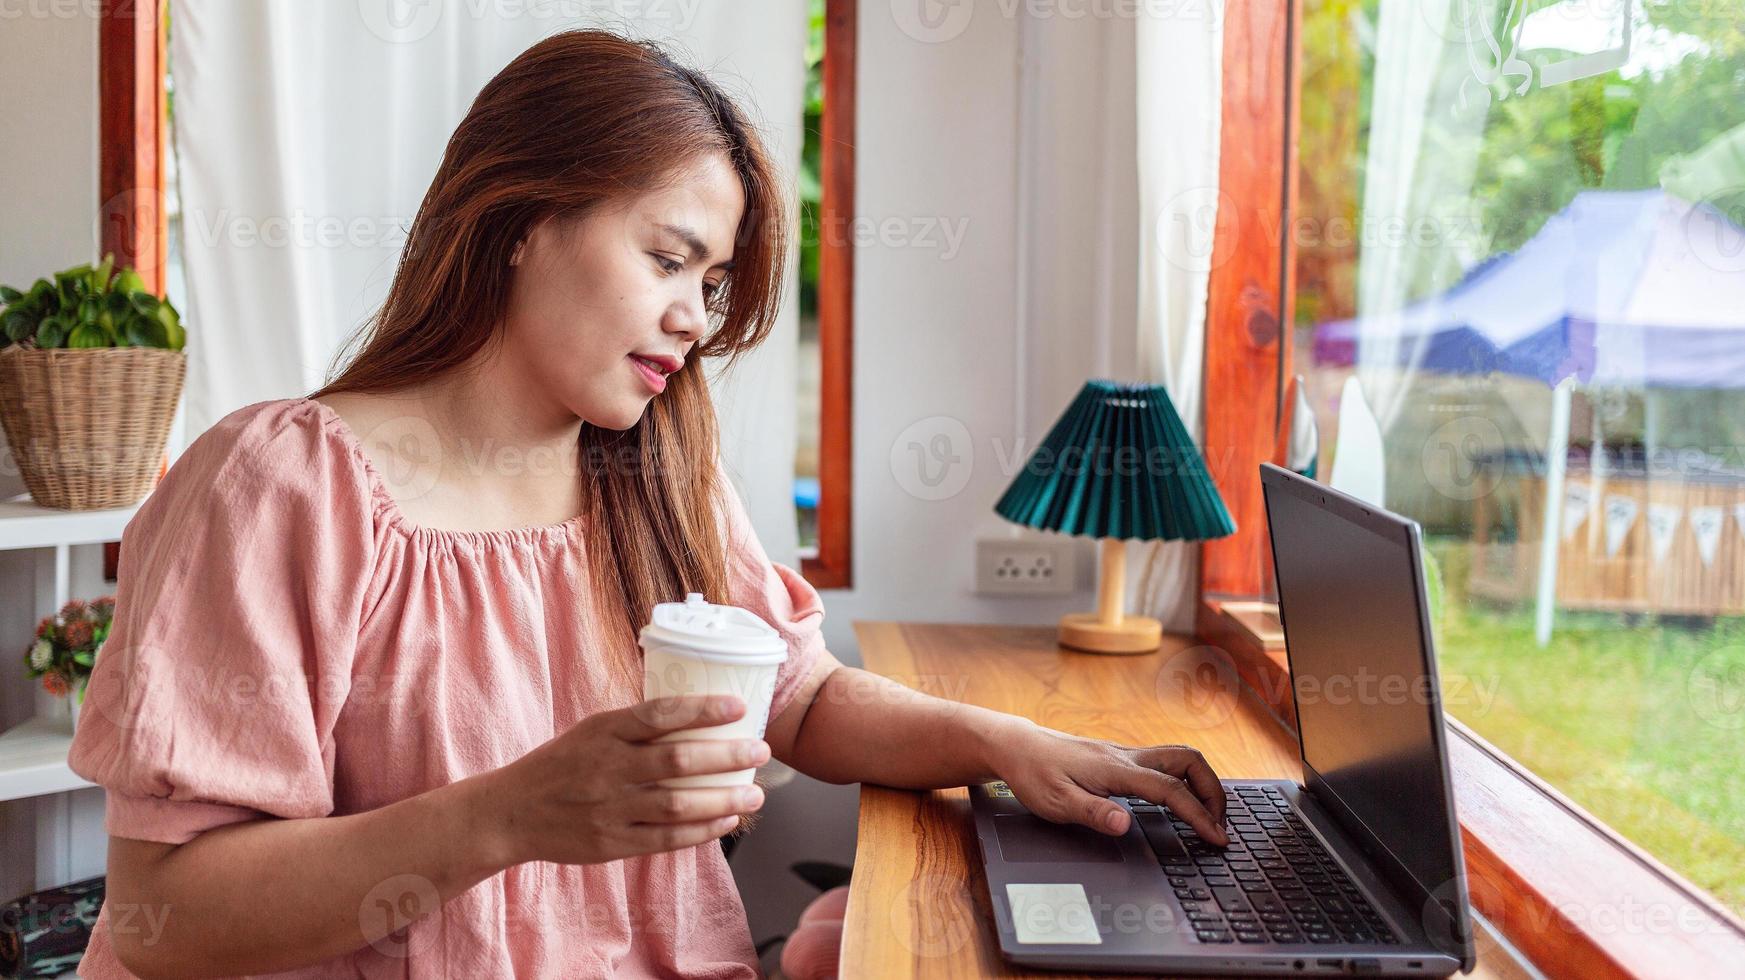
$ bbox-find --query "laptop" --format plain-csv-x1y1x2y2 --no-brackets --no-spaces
969,463,1477,976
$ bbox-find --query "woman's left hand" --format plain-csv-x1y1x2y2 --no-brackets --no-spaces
990,722,1229,844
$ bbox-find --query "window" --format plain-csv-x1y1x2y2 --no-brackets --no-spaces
1292,0,1744,917
97,1,165,302
796,0,826,555
797,0,855,589
99,0,167,583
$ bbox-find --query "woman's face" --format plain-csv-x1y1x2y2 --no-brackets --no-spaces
500,152,745,430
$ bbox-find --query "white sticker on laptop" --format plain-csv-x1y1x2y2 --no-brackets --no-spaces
1006,883,1103,945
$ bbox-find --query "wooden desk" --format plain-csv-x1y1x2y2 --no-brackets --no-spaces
840,622,1530,979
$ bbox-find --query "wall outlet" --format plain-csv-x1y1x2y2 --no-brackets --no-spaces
976,537,1078,595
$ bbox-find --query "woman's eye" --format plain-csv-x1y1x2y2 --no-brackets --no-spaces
703,281,723,300
652,254,683,274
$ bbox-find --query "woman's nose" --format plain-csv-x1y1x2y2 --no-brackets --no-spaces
664,295,707,342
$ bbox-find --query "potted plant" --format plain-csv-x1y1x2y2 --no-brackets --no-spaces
0,254,187,510
24,597,115,731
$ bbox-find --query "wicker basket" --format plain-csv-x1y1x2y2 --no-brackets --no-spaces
0,345,186,511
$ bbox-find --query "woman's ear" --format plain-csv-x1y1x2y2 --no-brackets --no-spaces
511,214,569,268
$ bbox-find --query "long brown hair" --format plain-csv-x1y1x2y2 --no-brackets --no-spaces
310,30,788,647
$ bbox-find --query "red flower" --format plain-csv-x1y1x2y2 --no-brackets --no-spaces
62,619,95,649
91,596,117,620
42,672,68,697
59,599,89,621
34,616,55,640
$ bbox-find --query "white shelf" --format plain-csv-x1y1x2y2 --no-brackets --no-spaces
0,485,146,891
0,715,93,803
0,493,139,551
0,494,119,805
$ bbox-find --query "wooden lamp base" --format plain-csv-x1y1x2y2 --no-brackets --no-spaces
1058,611,1164,654
1057,538,1164,655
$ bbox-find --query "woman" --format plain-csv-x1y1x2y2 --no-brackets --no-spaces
67,30,1228,978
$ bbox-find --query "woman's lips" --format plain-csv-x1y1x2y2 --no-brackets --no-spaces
630,354,667,394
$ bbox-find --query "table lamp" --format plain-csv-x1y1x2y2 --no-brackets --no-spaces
994,380,1235,654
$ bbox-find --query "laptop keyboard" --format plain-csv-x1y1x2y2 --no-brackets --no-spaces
1121,785,1401,946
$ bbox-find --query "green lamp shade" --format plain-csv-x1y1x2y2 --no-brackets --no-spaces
994,380,1236,541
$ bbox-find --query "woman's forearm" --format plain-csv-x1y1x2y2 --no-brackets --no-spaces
783,665,1039,788
781,665,1231,843
109,769,516,979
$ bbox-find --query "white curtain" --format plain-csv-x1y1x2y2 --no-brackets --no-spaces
1351,0,1491,433
1132,5,1225,632
169,0,807,564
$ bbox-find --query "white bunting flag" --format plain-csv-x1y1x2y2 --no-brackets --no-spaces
1689,506,1724,568
1603,495,1638,558
1645,503,1682,565
1561,482,1592,541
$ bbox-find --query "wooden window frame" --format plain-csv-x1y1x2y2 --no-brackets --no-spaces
1195,2,1745,973
100,0,166,583
801,0,856,590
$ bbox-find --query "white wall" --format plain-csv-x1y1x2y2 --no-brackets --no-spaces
0,9,99,295
729,4,1146,956
818,8,1141,651
0,1,110,906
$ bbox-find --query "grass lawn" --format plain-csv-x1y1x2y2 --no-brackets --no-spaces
1428,541,1745,917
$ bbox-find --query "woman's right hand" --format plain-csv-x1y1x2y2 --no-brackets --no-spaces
479,694,771,866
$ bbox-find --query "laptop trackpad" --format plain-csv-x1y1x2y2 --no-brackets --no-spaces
995,814,1125,863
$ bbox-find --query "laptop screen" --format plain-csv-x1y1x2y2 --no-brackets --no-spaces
1261,465,1471,962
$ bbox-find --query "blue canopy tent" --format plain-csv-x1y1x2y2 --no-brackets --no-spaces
1317,189,1745,388
1313,189,1745,642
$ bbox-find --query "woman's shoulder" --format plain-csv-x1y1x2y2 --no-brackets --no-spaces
106,397,383,591
186,396,357,477
154,397,375,514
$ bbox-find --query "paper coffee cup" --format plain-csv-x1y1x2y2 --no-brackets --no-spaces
638,592,789,788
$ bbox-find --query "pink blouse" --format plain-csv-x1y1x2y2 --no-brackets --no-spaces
67,397,827,978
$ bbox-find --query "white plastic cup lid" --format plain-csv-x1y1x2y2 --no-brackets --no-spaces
638,592,789,663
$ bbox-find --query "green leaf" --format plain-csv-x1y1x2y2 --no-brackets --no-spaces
72,651,95,667
129,291,159,317
97,309,121,345
113,268,145,295
3,309,34,342
56,269,89,305
125,313,166,348
154,303,184,350
0,285,21,305
67,322,107,348
94,253,115,291
104,290,131,315
36,316,68,348
78,295,101,327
